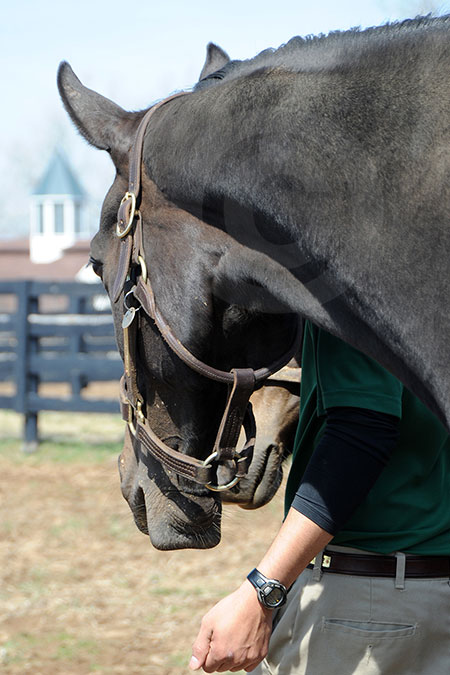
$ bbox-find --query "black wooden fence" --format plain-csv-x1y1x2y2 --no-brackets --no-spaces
0,280,122,450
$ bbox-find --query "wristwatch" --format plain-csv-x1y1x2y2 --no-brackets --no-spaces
247,568,287,609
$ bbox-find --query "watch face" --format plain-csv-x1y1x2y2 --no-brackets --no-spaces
266,586,284,606
260,583,286,608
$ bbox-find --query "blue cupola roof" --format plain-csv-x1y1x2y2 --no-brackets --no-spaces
33,150,85,197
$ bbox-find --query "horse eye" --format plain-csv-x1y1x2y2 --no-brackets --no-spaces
89,256,103,277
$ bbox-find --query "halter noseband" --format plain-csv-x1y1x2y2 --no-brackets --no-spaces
113,91,301,491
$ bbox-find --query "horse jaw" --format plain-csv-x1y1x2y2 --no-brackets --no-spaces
119,428,221,550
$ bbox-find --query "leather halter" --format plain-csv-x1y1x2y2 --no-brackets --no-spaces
114,91,301,491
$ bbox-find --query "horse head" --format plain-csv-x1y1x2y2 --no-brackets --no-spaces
58,22,450,550
57,48,300,550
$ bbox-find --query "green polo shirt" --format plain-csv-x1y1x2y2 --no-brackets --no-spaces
285,322,450,555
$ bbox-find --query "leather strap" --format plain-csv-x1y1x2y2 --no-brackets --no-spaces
119,376,256,486
122,306,143,412
113,92,189,298
137,420,213,484
113,89,302,488
133,278,302,385
128,92,188,196
213,368,255,459
119,376,212,483
308,550,450,578
112,234,133,303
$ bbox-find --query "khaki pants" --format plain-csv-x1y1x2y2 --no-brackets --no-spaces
252,551,450,675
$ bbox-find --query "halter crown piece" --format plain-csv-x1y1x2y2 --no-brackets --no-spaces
113,91,301,491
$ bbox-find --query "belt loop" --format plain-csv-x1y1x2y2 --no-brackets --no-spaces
395,552,406,590
312,550,324,582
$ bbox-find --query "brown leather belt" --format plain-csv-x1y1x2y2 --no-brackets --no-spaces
307,551,450,578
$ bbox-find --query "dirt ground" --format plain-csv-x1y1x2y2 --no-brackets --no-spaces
0,409,285,675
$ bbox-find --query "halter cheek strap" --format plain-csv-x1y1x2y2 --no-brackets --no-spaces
113,91,301,491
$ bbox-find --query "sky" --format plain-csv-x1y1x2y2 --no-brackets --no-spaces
1,0,449,238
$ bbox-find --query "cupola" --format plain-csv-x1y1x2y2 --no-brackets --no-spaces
30,150,86,263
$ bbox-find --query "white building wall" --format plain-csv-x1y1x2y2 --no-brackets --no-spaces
29,194,87,264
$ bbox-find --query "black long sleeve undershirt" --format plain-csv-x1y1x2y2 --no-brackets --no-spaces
291,407,400,535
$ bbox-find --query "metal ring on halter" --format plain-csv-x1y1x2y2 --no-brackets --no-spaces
116,192,137,238
124,288,140,312
202,451,242,492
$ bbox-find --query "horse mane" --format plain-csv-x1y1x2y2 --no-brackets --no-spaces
253,14,449,60
198,14,450,85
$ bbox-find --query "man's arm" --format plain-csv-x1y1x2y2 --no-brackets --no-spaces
189,406,400,673
189,509,333,673
292,407,400,534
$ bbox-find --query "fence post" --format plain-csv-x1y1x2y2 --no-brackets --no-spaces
69,291,86,398
15,281,39,453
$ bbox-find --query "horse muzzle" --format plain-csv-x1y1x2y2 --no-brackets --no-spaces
119,427,222,550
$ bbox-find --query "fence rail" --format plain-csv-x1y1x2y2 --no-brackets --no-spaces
0,280,122,450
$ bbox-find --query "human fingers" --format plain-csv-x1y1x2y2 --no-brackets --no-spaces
199,645,230,673
206,649,258,673
226,658,262,672
189,621,213,671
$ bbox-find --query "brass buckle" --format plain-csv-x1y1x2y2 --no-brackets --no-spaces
136,399,145,423
138,255,148,283
127,404,137,437
116,192,137,238
126,399,145,437
203,450,243,492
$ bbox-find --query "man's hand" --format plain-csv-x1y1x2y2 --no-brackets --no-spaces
189,510,333,673
189,580,273,673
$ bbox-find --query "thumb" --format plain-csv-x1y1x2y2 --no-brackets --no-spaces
188,655,202,671
189,622,213,670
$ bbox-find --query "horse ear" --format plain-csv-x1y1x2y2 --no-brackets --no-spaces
199,43,230,80
57,61,136,160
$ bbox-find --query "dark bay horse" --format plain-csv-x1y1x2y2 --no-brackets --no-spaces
58,15,449,549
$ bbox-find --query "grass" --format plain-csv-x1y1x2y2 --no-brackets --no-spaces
0,409,123,463
1,631,99,667
0,407,285,674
